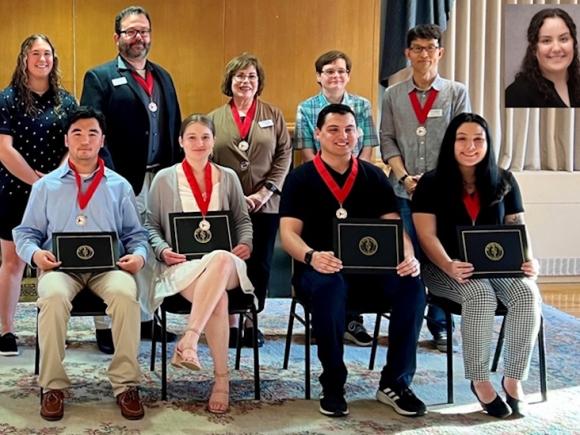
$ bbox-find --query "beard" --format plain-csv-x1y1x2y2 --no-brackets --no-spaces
118,39,150,61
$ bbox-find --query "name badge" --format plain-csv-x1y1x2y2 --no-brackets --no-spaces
258,119,274,128
112,77,128,87
427,109,443,118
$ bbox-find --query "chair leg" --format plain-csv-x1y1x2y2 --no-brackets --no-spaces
283,298,297,369
445,310,454,404
251,310,261,400
304,305,311,400
161,308,168,401
235,314,244,370
491,317,507,372
35,308,40,376
150,309,159,372
538,316,548,402
369,313,382,370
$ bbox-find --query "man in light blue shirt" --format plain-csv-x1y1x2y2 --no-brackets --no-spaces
13,107,147,422
295,50,379,163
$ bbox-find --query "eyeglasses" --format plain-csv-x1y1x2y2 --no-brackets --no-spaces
409,45,440,54
119,28,151,39
321,68,349,76
233,73,258,82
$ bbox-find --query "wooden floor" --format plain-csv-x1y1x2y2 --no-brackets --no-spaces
540,283,580,318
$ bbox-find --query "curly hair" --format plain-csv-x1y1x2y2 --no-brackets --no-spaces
515,8,580,103
9,34,64,116
220,52,265,97
435,113,510,209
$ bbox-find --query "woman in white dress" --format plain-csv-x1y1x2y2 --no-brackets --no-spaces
145,114,254,414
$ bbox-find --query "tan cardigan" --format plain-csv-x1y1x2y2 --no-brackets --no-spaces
208,98,292,214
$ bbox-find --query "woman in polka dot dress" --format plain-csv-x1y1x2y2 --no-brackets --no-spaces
0,34,77,356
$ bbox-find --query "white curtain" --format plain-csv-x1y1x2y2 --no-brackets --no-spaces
390,0,579,171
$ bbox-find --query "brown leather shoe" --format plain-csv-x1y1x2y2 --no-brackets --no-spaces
116,387,144,420
40,389,64,421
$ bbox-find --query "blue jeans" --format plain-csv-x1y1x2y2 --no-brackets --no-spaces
294,269,425,393
397,197,451,338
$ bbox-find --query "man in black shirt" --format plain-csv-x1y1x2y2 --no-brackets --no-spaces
279,104,426,417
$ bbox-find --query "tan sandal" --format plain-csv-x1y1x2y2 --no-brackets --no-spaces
207,371,229,414
171,328,202,371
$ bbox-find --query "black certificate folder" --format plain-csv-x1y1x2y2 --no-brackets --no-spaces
457,225,528,278
334,218,403,273
169,211,234,260
52,232,118,273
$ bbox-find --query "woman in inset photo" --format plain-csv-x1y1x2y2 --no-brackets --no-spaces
505,7,580,108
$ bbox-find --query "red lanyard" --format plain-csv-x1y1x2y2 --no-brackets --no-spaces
181,159,213,216
230,98,257,140
313,153,358,206
463,190,480,223
68,158,105,210
408,88,439,125
131,70,154,97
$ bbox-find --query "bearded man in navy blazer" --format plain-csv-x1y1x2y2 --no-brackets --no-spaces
80,5,181,352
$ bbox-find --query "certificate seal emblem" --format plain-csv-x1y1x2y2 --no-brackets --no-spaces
359,236,378,256
194,228,212,244
484,242,504,261
76,245,95,260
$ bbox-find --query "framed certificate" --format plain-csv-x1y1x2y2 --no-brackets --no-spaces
334,218,403,273
169,211,234,260
52,232,119,273
457,225,528,278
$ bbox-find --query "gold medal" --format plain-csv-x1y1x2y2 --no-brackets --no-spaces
199,219,211,231
416,126,427,137
148,101,158,112
76,214,87,226
238,140,249,152
336,207,348,219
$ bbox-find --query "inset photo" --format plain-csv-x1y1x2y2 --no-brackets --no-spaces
504,4,580,108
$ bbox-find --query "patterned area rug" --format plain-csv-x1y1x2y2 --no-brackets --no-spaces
1,299,579,434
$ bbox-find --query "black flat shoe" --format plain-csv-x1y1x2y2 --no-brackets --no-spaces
96,329,114,355
140,320,177,342
242,327,264,348
470,381,512,419
502,377,527,417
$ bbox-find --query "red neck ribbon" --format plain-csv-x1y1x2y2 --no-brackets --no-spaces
230,98,257,140
68,158,105,210
463,190,480,223
408,88,439,125
181,159,213,216
131,70,154,97
313,153,359,206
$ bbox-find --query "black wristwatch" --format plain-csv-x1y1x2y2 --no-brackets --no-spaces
304,249,315,265
264,181,280,194
398,174,409,185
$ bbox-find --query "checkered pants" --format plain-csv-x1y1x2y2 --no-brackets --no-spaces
422,263,542,381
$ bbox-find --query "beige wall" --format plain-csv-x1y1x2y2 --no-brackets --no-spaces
0,0,380,121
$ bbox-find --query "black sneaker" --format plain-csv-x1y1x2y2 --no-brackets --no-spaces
319,392,349,417
0,332,19,356
376,385,427,416
344,320,373,347
434,332,448,353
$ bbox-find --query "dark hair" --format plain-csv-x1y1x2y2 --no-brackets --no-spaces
316,103,356,129
435,113,507,208
406,24,443,48
220,52,265,97
179,114,215,137
10,34,63,116
65,106,107,133
314,50,352,74
114,5,151,34
515,8,580,103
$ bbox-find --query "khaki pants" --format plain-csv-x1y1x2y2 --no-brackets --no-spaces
37,270,141,396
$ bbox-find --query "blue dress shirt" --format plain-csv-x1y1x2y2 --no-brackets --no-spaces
13,161,148,265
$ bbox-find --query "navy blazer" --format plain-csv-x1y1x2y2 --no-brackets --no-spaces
80,56,182,193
